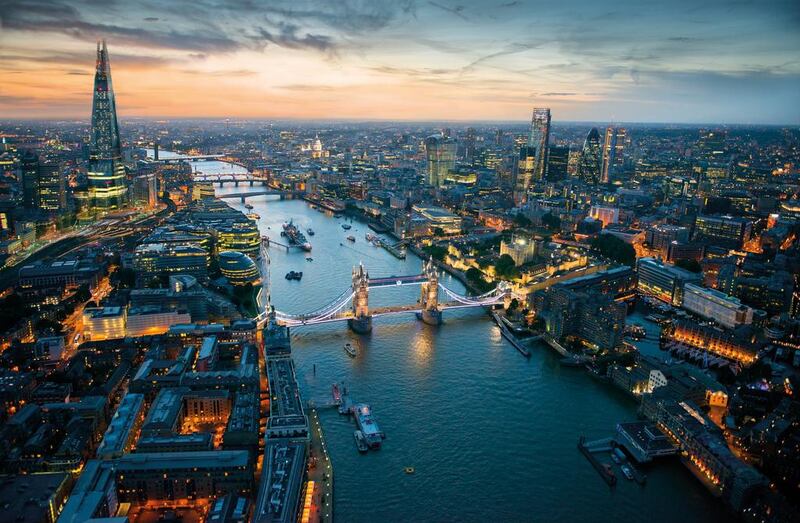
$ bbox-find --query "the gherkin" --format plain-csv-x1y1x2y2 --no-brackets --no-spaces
87,40,127,213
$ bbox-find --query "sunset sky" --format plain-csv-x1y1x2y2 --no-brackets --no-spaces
1,0,798,123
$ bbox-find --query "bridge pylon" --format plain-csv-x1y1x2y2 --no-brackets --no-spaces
418,258,442,325
348,263,372,333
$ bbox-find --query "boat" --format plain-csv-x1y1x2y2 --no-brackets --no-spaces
353,430,368,453
621,464,634,480
282,220,312,251
285,271,303,281
246,212,260,221
404,467,415,474
341,223,352,230
611,454,621,464
624,324,647,340
306,257,313,262
353,404,384,449
347,235,356,242
332,383,342,404
307,228,315,236
344,342,357,358
244,203,254,210
603,463,616,479
365,232,376,243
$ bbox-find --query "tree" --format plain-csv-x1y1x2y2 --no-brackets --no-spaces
507,298,519,312
115,268,136,289
35,318,64,335
674,259,702,273
494,254,518,279
514,213,532,228
541,212,561,231
422,244,448,262
465,267,493,293
590,234,636,267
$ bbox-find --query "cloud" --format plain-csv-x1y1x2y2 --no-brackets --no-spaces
250,22,336,53
427,1,468,21
540,92,577,97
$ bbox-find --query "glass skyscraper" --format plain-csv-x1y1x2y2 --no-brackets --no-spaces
600,126,629,183
424,135,457,187
87,40,127,213
578,128,602,184
527,108,551,182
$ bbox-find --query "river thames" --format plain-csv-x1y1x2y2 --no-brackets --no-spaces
207,190,725,522
158,152,728,522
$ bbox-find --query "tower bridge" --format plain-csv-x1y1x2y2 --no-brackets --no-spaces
255,258,511,333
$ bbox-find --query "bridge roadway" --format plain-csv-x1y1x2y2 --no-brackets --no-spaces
218,189,304,200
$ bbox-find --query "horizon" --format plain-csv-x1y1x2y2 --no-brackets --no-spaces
1,0,798,124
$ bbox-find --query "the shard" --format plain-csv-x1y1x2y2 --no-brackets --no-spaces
87,40,127,213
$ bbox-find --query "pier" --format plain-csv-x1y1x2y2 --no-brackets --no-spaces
578,436,617,486
491,312,531,358
308,408,334,523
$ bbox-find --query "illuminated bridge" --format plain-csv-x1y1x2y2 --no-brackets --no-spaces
255,257,511,333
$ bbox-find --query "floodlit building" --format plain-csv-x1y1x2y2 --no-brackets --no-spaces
637,257,702,305
682,283,754,329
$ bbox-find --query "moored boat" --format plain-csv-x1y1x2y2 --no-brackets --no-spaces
354,430,368,453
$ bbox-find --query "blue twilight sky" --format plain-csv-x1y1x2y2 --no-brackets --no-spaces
0,0,798,123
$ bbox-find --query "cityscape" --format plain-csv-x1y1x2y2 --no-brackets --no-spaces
1,1,800,523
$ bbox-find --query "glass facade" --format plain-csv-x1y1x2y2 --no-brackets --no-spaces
88,41,127,213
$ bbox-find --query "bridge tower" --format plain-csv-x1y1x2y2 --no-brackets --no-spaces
418,258,442,325
348,263,372,333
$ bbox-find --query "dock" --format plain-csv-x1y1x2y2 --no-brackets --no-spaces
378,240,406,260
492,312,531,358
578,436,617,486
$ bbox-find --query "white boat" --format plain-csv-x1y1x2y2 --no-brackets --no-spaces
344,343,357,358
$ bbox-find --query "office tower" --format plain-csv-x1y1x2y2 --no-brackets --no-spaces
698,129,726,161
546,145,569,181
87,40,127,213
693,214,752,249
20,150,39,209
464,127,477,162
578,128,602,184
424,135,456,187
37,162,66,212
528,108,551,181
600,127,628,183
514,146,536,203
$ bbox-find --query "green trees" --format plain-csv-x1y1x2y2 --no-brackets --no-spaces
465,267,493,293
674,259,702,273
541,212,561,231
590,234,636,267
494,254,518,279
422,244,448,262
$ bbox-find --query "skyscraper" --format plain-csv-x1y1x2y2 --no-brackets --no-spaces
513,146,536,204
37,163,66,212
528,108,551,181
424,135,457,187
546,145,569,181
578,128,602,184
600,127,629,183
20,150,39,209
87,40,127,213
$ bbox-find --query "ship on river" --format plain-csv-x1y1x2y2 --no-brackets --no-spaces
282,220,312,251
353,403,384,449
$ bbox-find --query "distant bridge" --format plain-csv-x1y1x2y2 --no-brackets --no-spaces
256,258,511,333
150,154,227,163
218,189,305,202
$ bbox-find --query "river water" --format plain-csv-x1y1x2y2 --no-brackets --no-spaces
159,153,727,522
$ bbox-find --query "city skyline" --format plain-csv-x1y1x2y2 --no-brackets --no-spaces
1,0,799,124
